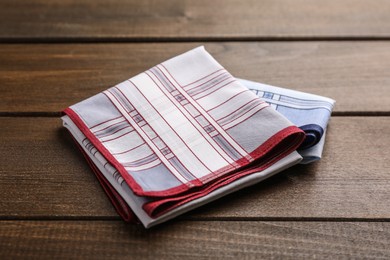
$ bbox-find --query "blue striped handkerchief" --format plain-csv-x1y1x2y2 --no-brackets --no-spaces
239,79,335,164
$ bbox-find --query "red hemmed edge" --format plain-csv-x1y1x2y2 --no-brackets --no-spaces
64,108,208,197
64,108,146,195
143,126,305,217
64,107,304,198
68,132,137,223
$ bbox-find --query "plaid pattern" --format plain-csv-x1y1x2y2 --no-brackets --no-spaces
239,79,335,163
62,47,306,227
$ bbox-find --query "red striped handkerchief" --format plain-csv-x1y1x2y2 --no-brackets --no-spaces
62,46,305,227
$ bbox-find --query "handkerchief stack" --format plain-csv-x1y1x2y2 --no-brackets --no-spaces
62,46,333,227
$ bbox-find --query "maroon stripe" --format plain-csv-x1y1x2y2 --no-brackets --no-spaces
143,125,305,218
189,73,232,96
75,140,137,223
89,115,122,129
187,71,230,93
124,161,162,172
222,104,270,131
182,68,225,88
206,89,250,112
113,142,146,155
93,119,126,134
99,125,132,139
216,98,261,123
122,153,158,167
101,129,133,143
64,107,144,195
219,100,264,127
129,79,204,178
194,79,237,100
65,107,205,197
160,65,246,156
146,70,234,165
113,86,136,114
111,87,134,113
160,64,249,156
106,86,188,185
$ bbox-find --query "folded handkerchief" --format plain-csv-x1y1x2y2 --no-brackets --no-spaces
239,79,335,164
62,46,305,227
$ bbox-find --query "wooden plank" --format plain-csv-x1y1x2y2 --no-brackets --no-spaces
1,117,389,219
1,220,390,259
1,42,390,113
0,118,117,217
1,0,390,40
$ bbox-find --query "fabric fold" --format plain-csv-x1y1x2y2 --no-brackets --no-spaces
239,79,335,164
62,46,308,227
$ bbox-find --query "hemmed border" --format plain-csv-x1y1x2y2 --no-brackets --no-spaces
63,107,304,198
143,128,304,218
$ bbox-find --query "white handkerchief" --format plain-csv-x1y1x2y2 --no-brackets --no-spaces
62,46,305,227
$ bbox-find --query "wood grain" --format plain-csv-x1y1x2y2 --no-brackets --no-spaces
1,0,389,258
0,118,117,217
1,220,389,259
1,0,390,41
1,117,389,219
1,42,390,113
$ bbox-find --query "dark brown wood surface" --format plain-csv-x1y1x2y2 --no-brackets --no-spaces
1,0,389,258
1,221,390,259
1,42,390,113
1,0,390,41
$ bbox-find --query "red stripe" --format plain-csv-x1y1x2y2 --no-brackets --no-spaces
93,119,126,134
101,129,133,143
89,115,122,129
65,107,143,194
194,79,237,100
99,125,132,139
187,71,230,93
113,142,145,155
223,105,270,131
124,161,162,172
129,79,207,177
106,87,197,186
147,70,237,165
65,124,138,223
206,89,250,112
122,153,158,167
155,66,246,161
182,68,225,88
159,64,250,157
64,107,204,197
217,98,264,125
63,65,305,203
143,125,305,218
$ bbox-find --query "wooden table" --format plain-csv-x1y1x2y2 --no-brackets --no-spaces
1,1,390,258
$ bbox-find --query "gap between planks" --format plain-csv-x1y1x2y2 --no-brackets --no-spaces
1,220,389,259
2,36,390,44
1,112,390,117
1,216,390,223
